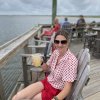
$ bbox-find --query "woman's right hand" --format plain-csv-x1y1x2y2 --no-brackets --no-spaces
41,63,48,72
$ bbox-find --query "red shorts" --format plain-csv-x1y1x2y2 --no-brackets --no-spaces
41,78,61,100
44,30,53,36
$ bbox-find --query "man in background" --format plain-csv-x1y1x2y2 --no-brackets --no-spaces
61,17,72,39
76,15,86,38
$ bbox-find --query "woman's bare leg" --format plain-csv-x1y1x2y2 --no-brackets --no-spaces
32,92,42,100
38,33,44,39
12,82,44,100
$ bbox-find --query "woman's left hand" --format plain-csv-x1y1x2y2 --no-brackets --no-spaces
51,99,55,100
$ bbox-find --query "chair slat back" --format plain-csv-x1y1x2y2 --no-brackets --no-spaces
77,48,90,80
71,65,90,100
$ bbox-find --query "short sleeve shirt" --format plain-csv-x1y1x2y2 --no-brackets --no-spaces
46,49,78,90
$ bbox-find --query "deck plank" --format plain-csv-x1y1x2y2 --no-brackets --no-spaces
84,92,100,100
82,53,100,99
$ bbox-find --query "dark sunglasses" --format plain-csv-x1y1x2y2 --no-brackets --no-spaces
54,40,67,44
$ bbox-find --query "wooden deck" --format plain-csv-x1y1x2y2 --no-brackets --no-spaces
1,25,99,99
70,39,100,100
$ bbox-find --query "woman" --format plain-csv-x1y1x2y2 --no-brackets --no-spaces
34,17,60,39
12,29,78,100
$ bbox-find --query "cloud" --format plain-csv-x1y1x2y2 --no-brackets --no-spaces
57,0,100,15
0,0,52,15
69,0,89,10
0,0,100,15
20,0,52,14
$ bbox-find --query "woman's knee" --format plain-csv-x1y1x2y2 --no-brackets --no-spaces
12,93,20,100
32,93,42,100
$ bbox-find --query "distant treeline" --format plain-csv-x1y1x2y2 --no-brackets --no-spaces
0,15,100,18
57,15,100,18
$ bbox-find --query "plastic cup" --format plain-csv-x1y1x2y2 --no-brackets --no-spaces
31,54,42,67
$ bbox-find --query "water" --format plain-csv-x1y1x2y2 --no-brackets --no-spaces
0,15,52,45
0,15,100,46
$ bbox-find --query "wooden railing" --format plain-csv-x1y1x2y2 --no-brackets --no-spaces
0,25,42,100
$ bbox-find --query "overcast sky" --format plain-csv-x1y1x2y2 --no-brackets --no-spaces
0,0,100,15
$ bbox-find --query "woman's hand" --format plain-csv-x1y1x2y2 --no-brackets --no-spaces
41,63,48,72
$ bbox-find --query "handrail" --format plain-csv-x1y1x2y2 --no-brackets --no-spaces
0,26,39,50
0,25,42,68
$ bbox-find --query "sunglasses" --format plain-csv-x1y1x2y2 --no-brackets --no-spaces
54,40,67,44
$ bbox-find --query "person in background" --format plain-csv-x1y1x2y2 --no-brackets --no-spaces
61,17,71,33
12,29,78,100
61,17,72,39
76,15,86,38
34,17,60,40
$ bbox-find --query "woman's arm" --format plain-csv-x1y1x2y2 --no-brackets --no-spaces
53,82,72,100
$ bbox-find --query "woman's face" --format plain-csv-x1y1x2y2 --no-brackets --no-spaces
54,35,68,53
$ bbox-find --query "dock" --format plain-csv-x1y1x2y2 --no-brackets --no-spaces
0,25,100,100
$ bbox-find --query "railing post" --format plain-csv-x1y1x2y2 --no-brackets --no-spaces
24,43,32,54
22,43,32,87
0,72,6,100
22,56,29,87
52,0,57,25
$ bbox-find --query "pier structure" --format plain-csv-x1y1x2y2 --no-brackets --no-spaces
0,24,100,100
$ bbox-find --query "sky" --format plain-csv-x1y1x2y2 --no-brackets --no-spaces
0,0,100,15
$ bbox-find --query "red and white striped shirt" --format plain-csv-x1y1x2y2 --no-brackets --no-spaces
47,49,78,90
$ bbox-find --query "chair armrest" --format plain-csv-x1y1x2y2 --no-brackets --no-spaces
21,54,33,57
34,39,49,43
30,67,43,72
28,44,46,48
21,53,44,57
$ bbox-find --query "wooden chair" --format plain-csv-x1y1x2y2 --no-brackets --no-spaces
83,32,97,50
92,38,100,58
65,48,90,100
28,32,55,54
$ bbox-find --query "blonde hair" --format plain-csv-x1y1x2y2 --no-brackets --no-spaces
54,17,59,24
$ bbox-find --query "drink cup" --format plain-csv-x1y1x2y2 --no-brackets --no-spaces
31,54,42,67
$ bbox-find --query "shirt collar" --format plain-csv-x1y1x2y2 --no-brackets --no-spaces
56,49,70,60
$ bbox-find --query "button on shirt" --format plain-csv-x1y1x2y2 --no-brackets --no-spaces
46,49,78,90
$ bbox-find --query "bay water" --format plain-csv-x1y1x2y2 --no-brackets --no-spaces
0,15,100,46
